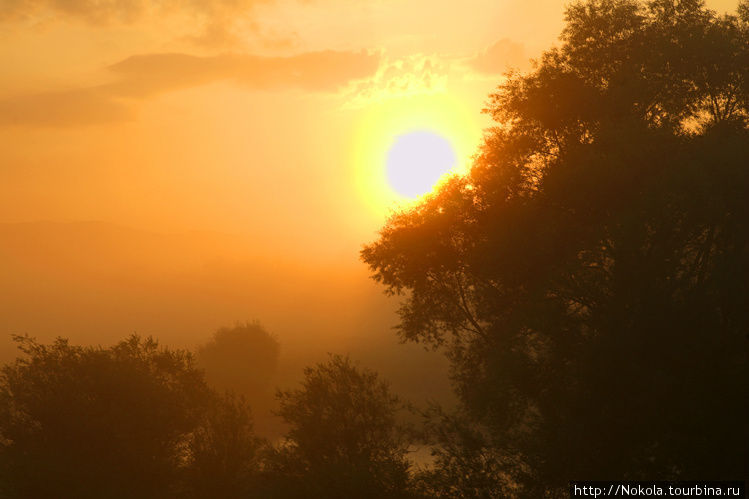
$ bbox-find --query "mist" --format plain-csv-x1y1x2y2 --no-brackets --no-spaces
0,220,453,438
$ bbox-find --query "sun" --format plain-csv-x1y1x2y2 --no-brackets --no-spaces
350,94,482,213
386,131,456,198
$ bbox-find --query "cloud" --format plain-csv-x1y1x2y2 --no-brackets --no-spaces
108,51,381,95
0,0,278,48
0,50,380,127
0,0,148,24
343,54,449,109
336,40,530,110
467,38,529,75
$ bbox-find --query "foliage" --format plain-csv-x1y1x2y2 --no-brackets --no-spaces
185,392,264,498
0,335,211,498
362,0,749,493
413,407,524,498
0,334,418,498
263,355,415,498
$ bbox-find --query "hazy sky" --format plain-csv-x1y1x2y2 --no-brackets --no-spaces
0,0,742,416
0,0,740,263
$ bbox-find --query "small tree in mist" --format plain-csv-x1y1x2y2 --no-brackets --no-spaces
262,355,414,498
197,323,279,399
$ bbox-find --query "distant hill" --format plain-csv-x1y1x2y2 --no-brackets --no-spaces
0,220,380,343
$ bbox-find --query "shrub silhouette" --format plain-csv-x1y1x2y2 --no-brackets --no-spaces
262,355,415,498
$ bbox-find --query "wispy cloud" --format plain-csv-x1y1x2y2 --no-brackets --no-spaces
339,38,530,109
343,54,449,109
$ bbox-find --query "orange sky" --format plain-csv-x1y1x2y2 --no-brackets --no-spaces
0,0,743,413
0,0,739,263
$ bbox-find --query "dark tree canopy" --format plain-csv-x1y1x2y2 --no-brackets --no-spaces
0,335,212,498
0,333,416,498
263,355,414,498
186,392,263,499
362,0,749,493
0,335,271,499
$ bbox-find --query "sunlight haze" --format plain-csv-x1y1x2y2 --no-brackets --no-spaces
1,0,747,493
0,0,742,409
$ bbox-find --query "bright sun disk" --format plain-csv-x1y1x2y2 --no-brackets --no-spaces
386,130,456,198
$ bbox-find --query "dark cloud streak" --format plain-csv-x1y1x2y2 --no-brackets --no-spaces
0,50,380,127
0,88,133,127
109,51,381,95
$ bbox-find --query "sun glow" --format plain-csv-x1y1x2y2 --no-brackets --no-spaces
351,94,482,214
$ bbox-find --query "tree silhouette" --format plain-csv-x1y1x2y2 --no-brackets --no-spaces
196,321,280,432
362,0,749,493
412,406,521,498
196,322,280,397
0,335,212,498
185,392,264,499
0,334,271,498
262,355,415,498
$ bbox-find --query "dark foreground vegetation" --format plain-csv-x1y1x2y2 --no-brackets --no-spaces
0,334,414,499
1,0,748,496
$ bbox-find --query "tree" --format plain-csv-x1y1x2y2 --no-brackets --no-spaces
412,406,523,498
0,334,270,498
196,322,283,438
362,0,749,494
185,392,264,499
262,355,414,498
0,335,211,498
196,322,280,437
196,322,280,397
